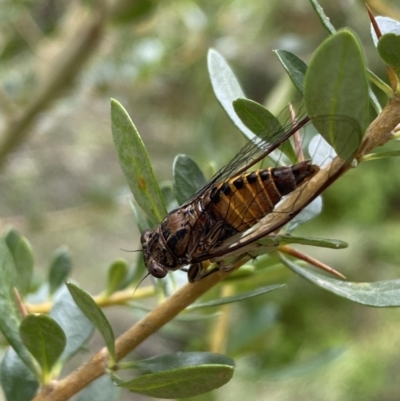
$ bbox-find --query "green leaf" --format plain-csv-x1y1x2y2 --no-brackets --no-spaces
371,16,400,46
76,375,120,401
233,98,281,135
66,282,115,363
378,33,400,71
118,352,235,398
304,30,367,160
258,234,348,249
189,284,284,309
172,154,207,205
233,98,299,162
0,348,39,401
160,182,179,212
129,198,153,233
48,247,72,295
111,98,167,226
282,235,348,249
5,228,21,256
19,314,66,377
274,50,307,94
105,259,129,296
281,255,400,307
207,49,255,140
49,285,94,363
309,0,336,34
0,237,36,372
5,230,34,294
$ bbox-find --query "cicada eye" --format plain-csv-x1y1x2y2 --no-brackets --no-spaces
148,261,168,279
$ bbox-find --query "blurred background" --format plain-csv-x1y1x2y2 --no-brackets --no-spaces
1,0,400,400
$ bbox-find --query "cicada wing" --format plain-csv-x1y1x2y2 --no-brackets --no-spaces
192,115,362,262
183,114,310,205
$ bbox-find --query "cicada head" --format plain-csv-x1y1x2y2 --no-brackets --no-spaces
140,228,179,279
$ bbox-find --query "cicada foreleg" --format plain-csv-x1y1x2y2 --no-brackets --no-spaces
187,260,239,282
187,262,221,283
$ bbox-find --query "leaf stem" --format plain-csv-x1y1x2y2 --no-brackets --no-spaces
26,286,155,314
367,70,393,98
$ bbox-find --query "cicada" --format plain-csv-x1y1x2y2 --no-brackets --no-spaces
141,110,360,282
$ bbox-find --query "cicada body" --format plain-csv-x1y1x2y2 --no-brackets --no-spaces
140,113,360,282
141,159,319,281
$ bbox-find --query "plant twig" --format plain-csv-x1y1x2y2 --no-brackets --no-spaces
0,6,107,170
32,259,247,401
26,285,156,314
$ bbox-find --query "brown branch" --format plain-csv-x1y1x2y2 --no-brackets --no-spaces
32,261,245,401
357,96,400,157
0,6,107,170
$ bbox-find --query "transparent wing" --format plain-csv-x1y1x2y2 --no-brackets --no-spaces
184,113,310,205
190,115,362,262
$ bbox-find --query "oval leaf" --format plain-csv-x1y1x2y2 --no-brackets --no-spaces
50,285,94,363
281,255,400,307
371,16,400,46
233,98,281,135
5,230,33,294
274,49,307,94
111,99,167,225
172,154,207,205
129,198,153,233
19,314,66,376
118,352,235,398
160,182,179,212
105,259,129,296
48,247,72,295
0,348,39,401
378,33,400,71
66,282,115,363
304,30,368,158
207,49,255,140
0,238,36,372
5,228,21,256
233,99,297,162
14,237,34,294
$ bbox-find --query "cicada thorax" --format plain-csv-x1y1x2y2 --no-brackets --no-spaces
206,160,319,233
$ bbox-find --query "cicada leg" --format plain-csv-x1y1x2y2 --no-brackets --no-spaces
187,262,220,283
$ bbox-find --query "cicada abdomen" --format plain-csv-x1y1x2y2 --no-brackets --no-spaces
141,159,319,282
207,160,319,232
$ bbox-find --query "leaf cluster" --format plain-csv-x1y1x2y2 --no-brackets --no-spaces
2,3,400,401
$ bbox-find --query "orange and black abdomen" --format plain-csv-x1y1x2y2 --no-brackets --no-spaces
208,160,319,232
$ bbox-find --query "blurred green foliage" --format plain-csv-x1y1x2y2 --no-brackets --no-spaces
2,1,400,400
